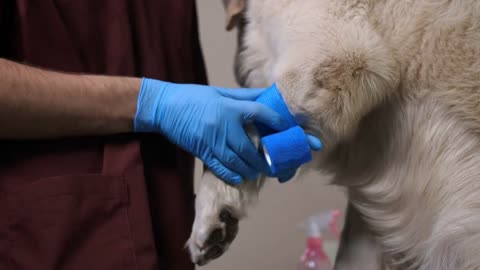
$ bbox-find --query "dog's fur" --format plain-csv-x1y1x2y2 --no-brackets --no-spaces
187,0,480,269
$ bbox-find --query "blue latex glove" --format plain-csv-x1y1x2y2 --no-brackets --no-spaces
134,78,287,184
134,78,321,185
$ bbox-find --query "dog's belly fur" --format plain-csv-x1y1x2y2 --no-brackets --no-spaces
329,96,480,269
188,1,480,269
330,3,480,267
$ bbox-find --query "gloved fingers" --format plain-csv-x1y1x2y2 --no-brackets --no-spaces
228,125,270,174
306,134,323,151
214,146,260,181
277,168,297,183
215,88,266,101
238,101,289,131
205,158,243,185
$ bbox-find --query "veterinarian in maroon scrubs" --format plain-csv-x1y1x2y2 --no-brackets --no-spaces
0,1,298,269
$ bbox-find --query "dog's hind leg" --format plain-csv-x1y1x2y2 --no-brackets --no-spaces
334,203,384,270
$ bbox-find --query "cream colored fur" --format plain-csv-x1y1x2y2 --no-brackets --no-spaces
188,0,480,269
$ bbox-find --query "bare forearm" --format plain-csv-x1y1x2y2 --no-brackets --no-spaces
0,58,141,139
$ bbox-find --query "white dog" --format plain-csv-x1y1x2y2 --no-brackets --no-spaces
188,1,480,269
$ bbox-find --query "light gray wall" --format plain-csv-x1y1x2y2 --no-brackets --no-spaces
195,2,347,269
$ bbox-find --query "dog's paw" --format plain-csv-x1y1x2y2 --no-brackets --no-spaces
187,207,239,266
187,170,264,266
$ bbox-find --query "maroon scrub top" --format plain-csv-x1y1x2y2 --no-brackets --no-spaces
0,1,208,269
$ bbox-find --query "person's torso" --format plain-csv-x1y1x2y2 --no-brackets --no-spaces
0,1,207,269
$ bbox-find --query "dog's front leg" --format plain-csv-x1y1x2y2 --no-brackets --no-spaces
187,124,268,265
274,19,400,150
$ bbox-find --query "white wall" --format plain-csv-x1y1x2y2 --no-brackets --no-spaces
195,2,347,269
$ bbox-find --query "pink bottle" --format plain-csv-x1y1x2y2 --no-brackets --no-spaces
298,210,341,270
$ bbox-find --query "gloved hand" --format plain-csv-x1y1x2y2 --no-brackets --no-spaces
134,78,321,184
